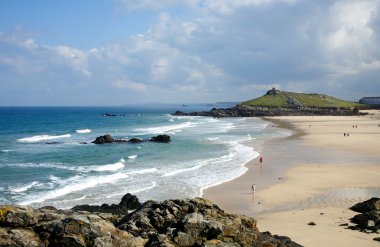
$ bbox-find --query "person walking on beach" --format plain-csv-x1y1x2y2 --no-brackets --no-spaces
259,156,263,163
251,184,256,194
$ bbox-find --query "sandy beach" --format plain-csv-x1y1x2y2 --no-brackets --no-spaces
203,110,380,247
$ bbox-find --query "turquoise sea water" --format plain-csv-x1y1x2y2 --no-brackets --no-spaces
0,106,284,208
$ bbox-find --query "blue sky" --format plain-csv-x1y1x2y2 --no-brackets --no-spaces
0,0,379,106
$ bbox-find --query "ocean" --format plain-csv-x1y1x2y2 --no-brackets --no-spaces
0,106,285,209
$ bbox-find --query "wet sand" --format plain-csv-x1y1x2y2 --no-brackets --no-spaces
203,110,380,246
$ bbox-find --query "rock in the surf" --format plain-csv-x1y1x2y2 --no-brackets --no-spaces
150,134,171,143
91,134,115,144
128,138,144,143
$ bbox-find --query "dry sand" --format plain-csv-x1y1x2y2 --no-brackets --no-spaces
203,110,380,247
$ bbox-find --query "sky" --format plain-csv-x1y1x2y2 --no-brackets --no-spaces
0,0,379,106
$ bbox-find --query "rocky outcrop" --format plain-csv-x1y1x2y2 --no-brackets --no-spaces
266,88,280,96
0,196,301,247
92,134,115,144
149,134,171,143
350,197,380,213
92,135,171,145
128,138,143,143
102,113,126,117
0,205,143,246
348,197,380,234
72,193,141,223
173,104,365,118
116,197,301,247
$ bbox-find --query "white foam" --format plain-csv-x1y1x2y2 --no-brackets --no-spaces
128,155,137,159
1,149,13,153
198,141,260,196
172,116,200,120
130,181,157,193
18,134,71,143
1,162,78,171
76,129,91,134
10,181,41,193
105,181,157,199
120,158,126,163
94,162,125,172
126,168,157,175
20,172,128,205
49,175,62,182
205,137,220,141
163,164,203,177
134,122,197,134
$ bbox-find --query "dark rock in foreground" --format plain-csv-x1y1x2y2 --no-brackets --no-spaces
72,193,141,223
150,134,171,143
0,205,140,246
348,197,380,234
0,196,302,247
116,197,302,246
350,197,380,213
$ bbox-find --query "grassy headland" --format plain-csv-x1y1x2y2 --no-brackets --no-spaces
242,88,363,108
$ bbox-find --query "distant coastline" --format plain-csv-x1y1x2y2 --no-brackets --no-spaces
173,103,363,118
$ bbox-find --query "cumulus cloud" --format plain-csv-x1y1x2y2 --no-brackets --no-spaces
0,0,379,105
116,0,198,12
112,79,147,91
54,46,92,77
0,32,92,77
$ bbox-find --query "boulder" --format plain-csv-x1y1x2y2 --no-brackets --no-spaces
116,197,301,246
350,197,380,213
0,205,139,247
150,134,171,143
348,198,380,235
91,134,115,144
119,193,141,210
128,138,143,143
351,213,379,229
72,193,141,221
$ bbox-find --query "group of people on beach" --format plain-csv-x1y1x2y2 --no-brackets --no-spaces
251,156,263,195
344,124,358,137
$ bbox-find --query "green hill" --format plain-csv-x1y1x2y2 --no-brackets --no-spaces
242,88,363,108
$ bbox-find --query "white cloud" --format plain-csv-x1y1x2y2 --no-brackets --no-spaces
55,46,92,77
112,79,147,91
0,33,93,77
200,0,298,15
117,0,197,11
23,39,38,49
1,0,379,105
321,0,380,75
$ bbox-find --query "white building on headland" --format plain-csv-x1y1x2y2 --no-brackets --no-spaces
359,97,380,105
